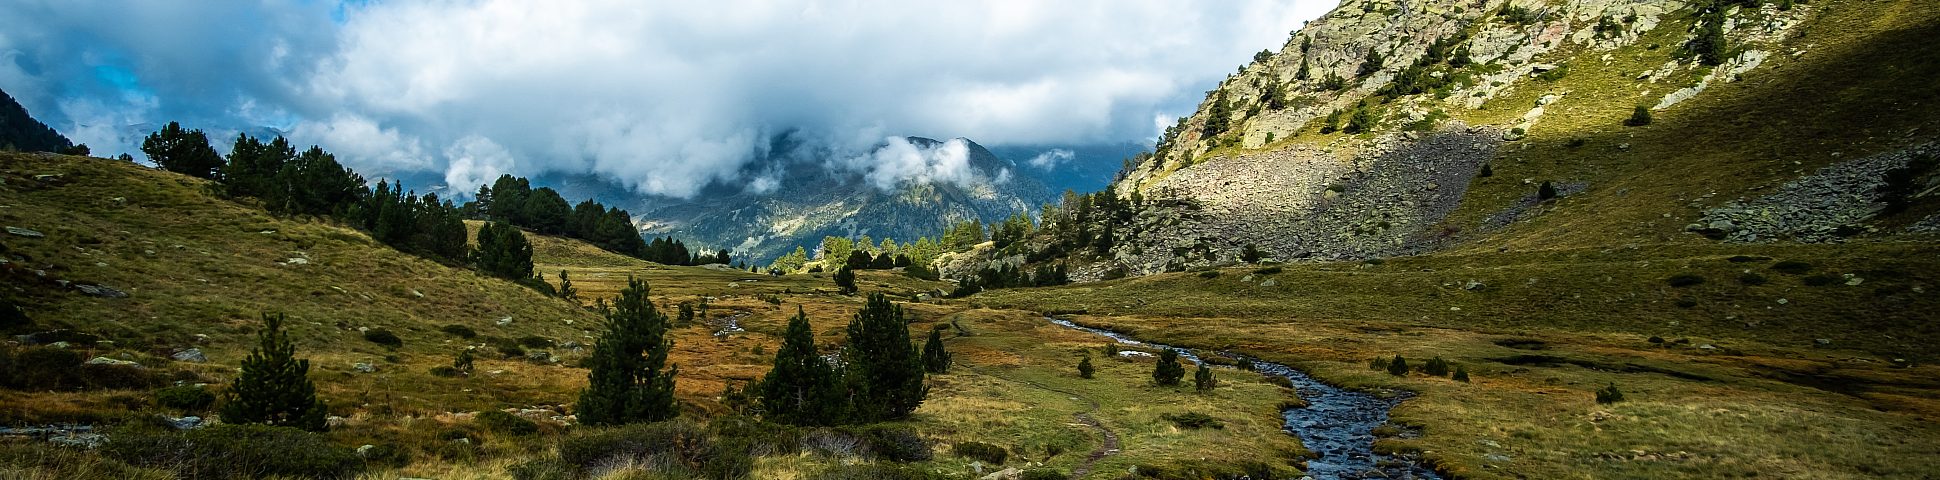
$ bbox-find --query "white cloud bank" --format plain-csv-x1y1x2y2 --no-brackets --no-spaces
0,0,1338,198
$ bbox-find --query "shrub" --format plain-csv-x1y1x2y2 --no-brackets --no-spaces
429,365,461,377
1595,383,1625,404
1772,261,1813,275
952,441,1008,465
558,420,750,480
103,424,363,480
861,425,930,462
1738,272,1769,286
1197,270,1220,279
1803,274,1841,286
1666,274,1706,287
1161,411,1225,429
1077,356,1095,379
517,335,554,348
1452,365,1471,383
1369,356,1390,371
154,385,215,411
362,329,402,347
1478,163,1494,178
1387,355,1409,376
1537,181,1558,200
1423,357,1451,377
476,410,539,436
439,324,477,338
1020,469,1070,480
358,442,411,469
812,463,948,480
1,346,84,390
1193,363,1217,392
1624,106,1653,126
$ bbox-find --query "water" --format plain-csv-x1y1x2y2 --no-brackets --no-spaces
1048,318,1441,479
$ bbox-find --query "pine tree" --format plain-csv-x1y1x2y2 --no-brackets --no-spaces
1201,90,1233,139
1153,349,1186,386
834,266,858,295
557,270,577,301
1387,355,1410,376
1077,356,1095,379
141,121,223,180
1625,106,1653,126
1193,362,1217,392
1452,365,1471,383
576,277,679,425
475,222,534,280
453,349,475,377
219,312,328,432
922,328,951,374
1479,163,1494,178
843,294,928,422
1595,383,1625,404
759,306,845,425
1538,181,1559,200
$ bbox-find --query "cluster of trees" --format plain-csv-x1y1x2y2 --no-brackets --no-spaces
143,125,487,267
475,222,535,280
473,175,727,266
1375,34,1473,101
0,89,84,154
756,295,937,425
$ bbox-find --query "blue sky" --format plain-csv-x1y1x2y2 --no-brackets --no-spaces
1,0,1335,198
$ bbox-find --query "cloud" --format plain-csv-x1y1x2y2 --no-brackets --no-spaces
1026,149,1076,169
0,0,1338,198
843,137,985,191
442,135,515,196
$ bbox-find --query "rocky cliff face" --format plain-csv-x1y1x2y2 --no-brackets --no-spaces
1057,0,1824,278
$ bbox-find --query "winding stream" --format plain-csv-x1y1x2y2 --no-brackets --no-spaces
1048,318,1441,480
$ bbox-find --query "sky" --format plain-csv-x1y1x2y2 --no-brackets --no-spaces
0,0,1336,199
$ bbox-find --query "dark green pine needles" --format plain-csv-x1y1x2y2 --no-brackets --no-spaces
220,313,328,432
844,294,928,422
922,328,952,374
1153,349,1186,386
577,277,679,425
759,306,846,425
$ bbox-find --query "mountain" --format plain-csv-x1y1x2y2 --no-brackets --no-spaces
0,89,75,153
629,135,1055,263
987,142,1152,194
982,0,1940,281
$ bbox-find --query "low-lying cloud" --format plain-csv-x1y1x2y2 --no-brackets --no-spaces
0,0,1336,198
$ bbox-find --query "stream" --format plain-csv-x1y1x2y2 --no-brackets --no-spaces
1047,318,1441,480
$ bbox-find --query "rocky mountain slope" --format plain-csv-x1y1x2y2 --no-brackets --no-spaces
1022,0,1939,280
632,136,1054,263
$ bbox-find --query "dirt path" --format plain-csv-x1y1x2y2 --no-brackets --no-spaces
963,365,1120,478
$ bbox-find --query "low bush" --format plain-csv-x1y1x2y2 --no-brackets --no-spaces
429,365,461,377
0,443,172,480
952,441,1008,465
362,329,403,348
861,425,930,462
1197,270,1221,279
439,324,477,339
1738,272,1769,286
154,385,215,411
517,335,554,349
1595,383,1625,404
476,410,539,436
557,420,751,480
358,443,411,469
1021,468,1071,480
1726,255,1770,263
812,463,949,480
1251,266,1283,275
1803,274,1842,286
1772,261,1813,275
103,424,364,479
1161,412,1224,429
1666,274,1705,287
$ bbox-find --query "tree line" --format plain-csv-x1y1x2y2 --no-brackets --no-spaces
472,174,729,266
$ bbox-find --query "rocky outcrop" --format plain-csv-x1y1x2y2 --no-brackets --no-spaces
1691,142,1937,243
1087,126,1497,279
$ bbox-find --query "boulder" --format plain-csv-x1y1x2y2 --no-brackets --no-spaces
172,348,208,363
4,226,44,238
85,356,141,367
75,284,129,298
352,362,377,373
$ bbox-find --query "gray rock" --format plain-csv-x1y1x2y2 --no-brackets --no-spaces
496,316,514,326
4,226,45,238
49,433,107,449
1260,278,1279,287
163,415,202,430
85,356,141,367
171,348,208,363
1463,280,1486,290
75,284,129,298
352,362,377,373
1814,338,1832,346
